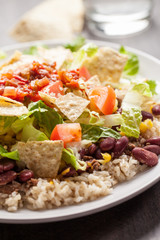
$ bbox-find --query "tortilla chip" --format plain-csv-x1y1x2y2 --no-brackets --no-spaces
55,93,89,122
38,92,56,108
17,140,64,178
83,47,128,83
0,96,28,116
0,51,22,71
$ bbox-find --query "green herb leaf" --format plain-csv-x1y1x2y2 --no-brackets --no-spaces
64,36,86,52
81,124,121,142
119,46,139,76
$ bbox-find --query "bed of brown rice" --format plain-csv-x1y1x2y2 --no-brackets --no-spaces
0,119,159,212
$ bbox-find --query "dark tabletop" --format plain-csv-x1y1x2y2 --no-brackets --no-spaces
0,0,160,239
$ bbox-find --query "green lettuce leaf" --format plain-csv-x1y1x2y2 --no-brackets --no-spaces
62,148,86,171
132,82,152,97
69,43,98,70
119,46,139,76
28,100,63,137
120,107,142,138
145,80,157,95
102,114,123,127
76,109,104,126
64,36,86,52
81,124,121,142
0,116,17,135
0,145,19,161
21,118,48,142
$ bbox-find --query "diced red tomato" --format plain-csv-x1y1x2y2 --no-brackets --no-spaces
40,80,64,97
3,87,17,99
50,123,82,147
79,66,91,81
58,70,80,89
88,86,116,115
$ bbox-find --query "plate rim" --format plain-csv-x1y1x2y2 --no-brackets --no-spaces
0,39,159,224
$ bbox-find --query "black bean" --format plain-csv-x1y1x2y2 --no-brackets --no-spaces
95,149,103,159
99,137,116,152
152,104,160,115
141,111,153,121
19,170,34,182
113,136,129,158
88,144,97,156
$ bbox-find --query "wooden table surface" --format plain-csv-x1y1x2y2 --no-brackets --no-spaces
0,0,160,239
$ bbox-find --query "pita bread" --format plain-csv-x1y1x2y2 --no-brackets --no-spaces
83,47,128,83
17,140,64,178
55,93,89,122
11,0,84,42
0,96,28,116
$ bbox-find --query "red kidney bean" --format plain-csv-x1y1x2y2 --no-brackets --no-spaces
79,148,89,159
88,144,97,156
3,160,15,172
132,147,158,167
19,170,34,182
152,104,160,115
146,137,160,146
0,171,17,185
99,137,116,152
144,145,160,156
95,149,103,159
141,111,153,121
113,136,129,158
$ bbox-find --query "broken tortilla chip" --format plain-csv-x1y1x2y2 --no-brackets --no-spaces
55,92,89,122
17,140,64,178
0,96,28,116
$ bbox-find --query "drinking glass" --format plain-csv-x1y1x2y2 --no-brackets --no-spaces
84,0,153,37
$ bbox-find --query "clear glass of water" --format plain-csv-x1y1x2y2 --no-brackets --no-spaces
84,0,153,37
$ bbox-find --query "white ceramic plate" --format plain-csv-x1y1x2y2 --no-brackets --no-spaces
0,40,159,224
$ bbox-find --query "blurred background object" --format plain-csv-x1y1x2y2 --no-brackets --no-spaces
11,0,84,42
84,0,153,37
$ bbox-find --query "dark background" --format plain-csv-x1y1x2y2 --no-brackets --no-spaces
0,0,160,239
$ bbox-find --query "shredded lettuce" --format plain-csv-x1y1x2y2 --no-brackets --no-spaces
132,82,152,97
120,107,142,138
145,80,157,95
28,100,63,137
0,116,17,135
76,109,104,126
120,87,142,138
69,43,98,70
119,46,139,77
81,124,121,142
102,114,123,127
64,36,86,52
0,145,19,161
21,118,48,142
62,148,86,171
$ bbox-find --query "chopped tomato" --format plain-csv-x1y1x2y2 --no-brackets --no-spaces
50,123,82,147
59,70,80,89
40,80,64,97
3,87,17,99
79,66,91,81
88,86,116,115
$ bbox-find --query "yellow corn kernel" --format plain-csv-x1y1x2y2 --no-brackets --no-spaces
99,153,112,165
49,180,54,185
120,132,125,136
140,119,153,133
61,168,70,176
